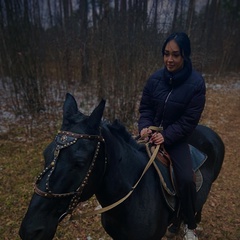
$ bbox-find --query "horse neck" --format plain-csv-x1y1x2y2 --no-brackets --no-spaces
96,126,147,203
102,125,146,169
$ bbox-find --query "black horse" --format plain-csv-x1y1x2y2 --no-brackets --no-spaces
19,93,224,240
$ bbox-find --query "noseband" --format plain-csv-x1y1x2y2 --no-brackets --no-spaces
34,130,105,221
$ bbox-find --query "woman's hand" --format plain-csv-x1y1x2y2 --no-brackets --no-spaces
140,128,164,145
140,128,152,141
150,132,164,145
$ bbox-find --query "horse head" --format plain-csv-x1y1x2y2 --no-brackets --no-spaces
19,93,106,240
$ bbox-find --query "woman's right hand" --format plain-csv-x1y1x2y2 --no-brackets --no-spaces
140,128,152,140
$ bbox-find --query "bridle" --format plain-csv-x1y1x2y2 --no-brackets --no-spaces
34,127,162,221
34,130,105,222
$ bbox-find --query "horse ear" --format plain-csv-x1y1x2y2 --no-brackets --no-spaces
88,99,106,129
63,93,79,118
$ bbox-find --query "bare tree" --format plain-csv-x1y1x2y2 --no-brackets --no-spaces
0,0,239,126
186,0,195,35
171,0,180,32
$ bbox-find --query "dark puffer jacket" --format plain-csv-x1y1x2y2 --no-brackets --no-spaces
138,60,206,146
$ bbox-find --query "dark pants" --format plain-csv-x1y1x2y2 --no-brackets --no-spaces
165,141,197,229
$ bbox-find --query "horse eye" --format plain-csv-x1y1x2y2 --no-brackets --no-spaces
74,150,87,167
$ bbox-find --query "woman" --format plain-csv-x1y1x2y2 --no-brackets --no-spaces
138,32,206,240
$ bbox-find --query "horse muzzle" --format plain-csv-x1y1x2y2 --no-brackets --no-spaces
19,217,57,240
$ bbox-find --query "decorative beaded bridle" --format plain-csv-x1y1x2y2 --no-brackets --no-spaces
34,130,105,222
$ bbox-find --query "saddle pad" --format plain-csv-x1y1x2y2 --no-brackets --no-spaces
154,164,204,211
190,145,208,172
151,144,207,211
153,160,176,196
153,161,176,211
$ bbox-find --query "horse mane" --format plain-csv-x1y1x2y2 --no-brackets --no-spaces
102,119,144,151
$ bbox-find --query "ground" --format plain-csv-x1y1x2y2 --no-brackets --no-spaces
0,75,239,239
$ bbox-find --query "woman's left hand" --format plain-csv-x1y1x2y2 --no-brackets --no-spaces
150,132,164,145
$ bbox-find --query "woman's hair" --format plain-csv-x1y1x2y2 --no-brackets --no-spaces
162,32,191,59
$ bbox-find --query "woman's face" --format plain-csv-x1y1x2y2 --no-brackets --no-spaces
163,40,184,73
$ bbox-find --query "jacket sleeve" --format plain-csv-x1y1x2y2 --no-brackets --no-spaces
138,78,156,132
162,78,206,145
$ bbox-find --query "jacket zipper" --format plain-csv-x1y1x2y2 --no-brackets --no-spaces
159,79,173,128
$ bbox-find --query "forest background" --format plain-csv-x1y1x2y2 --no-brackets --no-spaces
0,0,239,130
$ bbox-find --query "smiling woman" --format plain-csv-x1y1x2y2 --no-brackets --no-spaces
138,32,206,240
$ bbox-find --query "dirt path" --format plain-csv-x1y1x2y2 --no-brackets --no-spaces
195,80,240,239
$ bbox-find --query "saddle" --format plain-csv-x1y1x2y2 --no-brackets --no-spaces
146,143,207,211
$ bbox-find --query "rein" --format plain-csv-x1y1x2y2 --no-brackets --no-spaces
79,127,162,217
79,144,160,218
